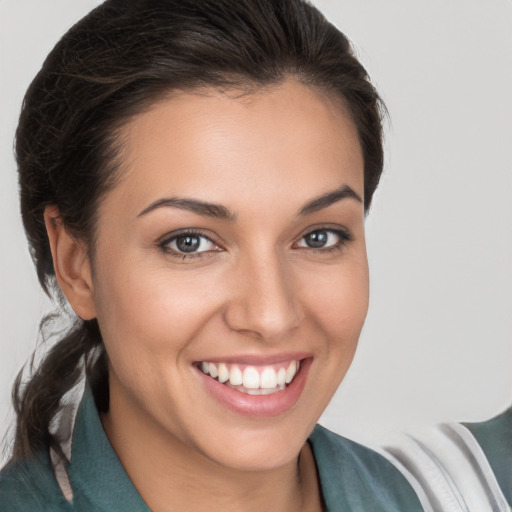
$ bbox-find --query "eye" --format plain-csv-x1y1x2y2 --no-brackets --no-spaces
295,228,352,250
159,231,219,256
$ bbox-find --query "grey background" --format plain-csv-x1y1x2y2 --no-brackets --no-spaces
1,0,511,463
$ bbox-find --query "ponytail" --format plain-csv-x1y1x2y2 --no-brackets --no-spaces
10,318,107,461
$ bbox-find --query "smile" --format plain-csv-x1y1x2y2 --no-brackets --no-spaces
199,360,301,395
195,356,311,417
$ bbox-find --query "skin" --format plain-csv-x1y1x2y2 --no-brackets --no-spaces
46,79,369,512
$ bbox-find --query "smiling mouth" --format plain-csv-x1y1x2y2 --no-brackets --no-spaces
197,360,301,395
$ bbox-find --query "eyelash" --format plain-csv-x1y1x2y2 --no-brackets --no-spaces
158,227,353,260
158,230,220,260
294,227,353,253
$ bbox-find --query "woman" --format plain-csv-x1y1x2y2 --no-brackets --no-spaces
0,0,424,510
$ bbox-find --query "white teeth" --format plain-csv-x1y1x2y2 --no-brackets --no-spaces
199,360,302,390
208,362,218,378
276,367,286,386
260,367,277,389
229,365,243,386
285,361,297,384
242,366,260,389
218,363,229,383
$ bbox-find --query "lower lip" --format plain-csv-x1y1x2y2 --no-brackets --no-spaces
195,358,311,418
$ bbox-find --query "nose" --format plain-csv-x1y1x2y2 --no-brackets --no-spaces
223,251,303,341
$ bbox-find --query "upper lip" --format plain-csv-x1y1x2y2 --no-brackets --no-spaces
194,352,312,366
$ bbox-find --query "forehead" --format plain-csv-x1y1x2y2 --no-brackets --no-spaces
104,79,364,216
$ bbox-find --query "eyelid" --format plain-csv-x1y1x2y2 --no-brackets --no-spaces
292,225,353,250
157,229,223,257
295,224,353,241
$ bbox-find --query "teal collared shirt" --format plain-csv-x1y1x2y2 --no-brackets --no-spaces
0,387,423,511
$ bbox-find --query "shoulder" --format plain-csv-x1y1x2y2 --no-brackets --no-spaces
309,425,424,511
0,452,71,511
465,406,512,506
383,415,511,512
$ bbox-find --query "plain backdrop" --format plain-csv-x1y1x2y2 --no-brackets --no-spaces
1,0,511,463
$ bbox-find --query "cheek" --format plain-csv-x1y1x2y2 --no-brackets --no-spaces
297,254,369,416
92,261,224,360
303,256,369,343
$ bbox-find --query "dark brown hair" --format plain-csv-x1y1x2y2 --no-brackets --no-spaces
11,0,385,461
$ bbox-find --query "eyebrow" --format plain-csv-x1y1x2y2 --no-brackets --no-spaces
137,184,361,220
297,184,362,216
137,197,236,221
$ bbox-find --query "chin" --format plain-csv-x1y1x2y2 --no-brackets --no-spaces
205,431,307,473
188,412,317,473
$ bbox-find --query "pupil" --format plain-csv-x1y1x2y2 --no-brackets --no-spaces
306,230,327,248
177,235,200,253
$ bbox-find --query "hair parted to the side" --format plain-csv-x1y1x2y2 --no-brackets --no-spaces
11,0,386,462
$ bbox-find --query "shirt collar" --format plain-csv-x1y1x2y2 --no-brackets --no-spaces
66,384,151,511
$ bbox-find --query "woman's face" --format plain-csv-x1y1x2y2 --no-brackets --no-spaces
90,79,368,471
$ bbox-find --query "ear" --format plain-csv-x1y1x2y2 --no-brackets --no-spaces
44,205,96,320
